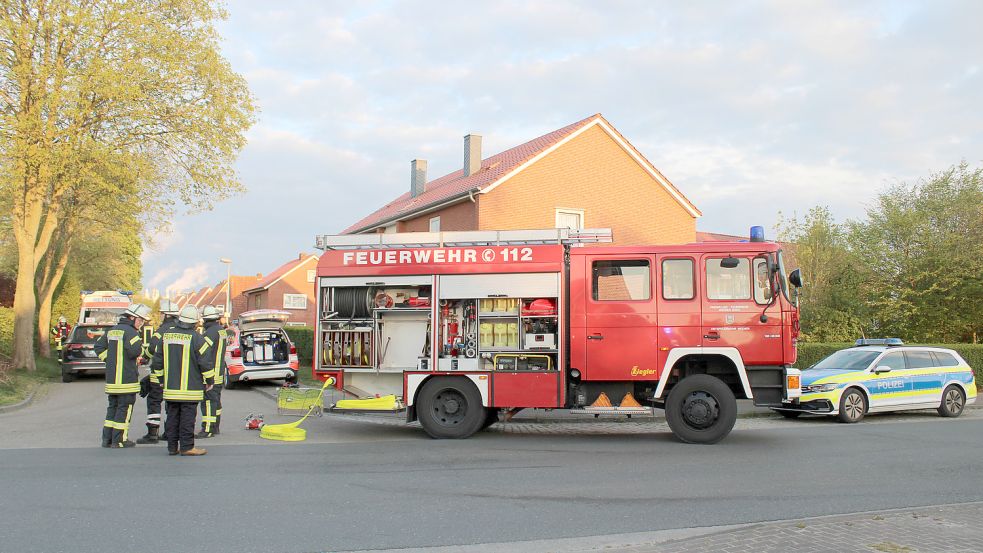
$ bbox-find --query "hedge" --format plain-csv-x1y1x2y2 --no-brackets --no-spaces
798,341,983,384
284,327,314,369
0,307,13,359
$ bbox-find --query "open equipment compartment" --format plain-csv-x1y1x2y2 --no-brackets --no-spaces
317,275,433,397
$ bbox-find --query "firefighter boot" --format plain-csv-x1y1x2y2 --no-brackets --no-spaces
194,431,213,439
136,425,159,444
118,440,137,448
180,447,207,456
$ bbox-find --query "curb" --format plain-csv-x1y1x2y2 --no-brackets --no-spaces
0,383,44,415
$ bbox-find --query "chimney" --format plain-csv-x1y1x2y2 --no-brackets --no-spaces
464,134,482,176
411,159,427,197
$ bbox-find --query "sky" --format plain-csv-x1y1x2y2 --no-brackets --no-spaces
142,0,983,296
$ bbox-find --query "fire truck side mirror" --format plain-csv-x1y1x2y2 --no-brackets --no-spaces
720,257,741,269
788,268,803,288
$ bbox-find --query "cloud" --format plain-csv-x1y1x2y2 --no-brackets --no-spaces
163,263,212,296
142,1,983,289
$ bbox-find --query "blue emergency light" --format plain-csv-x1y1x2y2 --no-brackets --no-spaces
749,226,765,242
854,338,904,347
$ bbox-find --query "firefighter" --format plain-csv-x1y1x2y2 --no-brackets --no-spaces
51,316,71,356
151,305,214,456
197,305,228,438
136,299,179,444
94,304,151,448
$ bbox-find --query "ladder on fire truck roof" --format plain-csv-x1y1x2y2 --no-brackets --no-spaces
314,228,613,251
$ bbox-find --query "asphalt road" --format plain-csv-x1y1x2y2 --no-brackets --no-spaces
1,376,982,553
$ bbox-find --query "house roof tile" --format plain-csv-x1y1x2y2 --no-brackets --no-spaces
243,254,318,293
342,114,604,234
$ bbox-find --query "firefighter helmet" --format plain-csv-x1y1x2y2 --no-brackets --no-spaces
202,305,222,321
159,299,179,316
125,303,153,321
178,305,199,324
58,316,66,323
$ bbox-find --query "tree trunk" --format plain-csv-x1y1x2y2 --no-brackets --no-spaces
36,241,71,359
12,248,38,372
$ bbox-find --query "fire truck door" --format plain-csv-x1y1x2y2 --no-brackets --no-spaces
700,254,782,365
583,255,658,381
655,256,702,376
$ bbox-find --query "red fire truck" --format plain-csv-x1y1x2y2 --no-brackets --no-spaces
313,228,803,444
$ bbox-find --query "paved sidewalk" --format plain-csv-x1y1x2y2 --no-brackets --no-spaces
622,502,983,553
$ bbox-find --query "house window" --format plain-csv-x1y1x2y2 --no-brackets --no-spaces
255,295,263,309
307,269,316,283
283,294,308,310
555,208,584,229
429,216,441,232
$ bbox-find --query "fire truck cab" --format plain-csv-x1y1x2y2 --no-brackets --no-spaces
313,228,802,444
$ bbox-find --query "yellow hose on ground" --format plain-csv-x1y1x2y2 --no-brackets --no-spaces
260,377,335,442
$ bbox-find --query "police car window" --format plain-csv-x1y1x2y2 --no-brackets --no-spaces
662,259,694,300
877,352,906,371
932,352,960,367
905,350,935,369
752,258,772,305
707,258,750,300
593,260,651,301
811,350,880,370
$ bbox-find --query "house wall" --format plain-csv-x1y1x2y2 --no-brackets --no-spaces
241,258,319,327
397,199,478,232
478,125,696,245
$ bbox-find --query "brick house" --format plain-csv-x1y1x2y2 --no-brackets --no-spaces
342,113,701,245
239,254,320,327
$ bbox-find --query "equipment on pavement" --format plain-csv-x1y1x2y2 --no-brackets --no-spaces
260,378,335,442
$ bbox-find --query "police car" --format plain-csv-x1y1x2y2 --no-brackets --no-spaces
773,339,976,423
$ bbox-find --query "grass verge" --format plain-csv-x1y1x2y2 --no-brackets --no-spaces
0,356,62,407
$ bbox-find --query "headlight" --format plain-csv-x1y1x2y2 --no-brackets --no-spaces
805,383,839,393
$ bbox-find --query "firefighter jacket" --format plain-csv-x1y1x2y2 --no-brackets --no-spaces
201,321,229,386
150,321,215,402
94,319,143,395
146,318,178,384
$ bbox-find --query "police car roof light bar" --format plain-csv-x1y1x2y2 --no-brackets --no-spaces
854,338,904,347
313,228,614,251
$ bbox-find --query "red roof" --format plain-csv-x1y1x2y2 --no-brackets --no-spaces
342,114,604,234
188,287,212,307
697,231,747,242
243,254,318,293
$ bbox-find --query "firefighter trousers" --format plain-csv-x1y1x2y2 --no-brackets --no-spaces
146,381,163,428
200,385,223,434
103,393,136,447
165,401,198,453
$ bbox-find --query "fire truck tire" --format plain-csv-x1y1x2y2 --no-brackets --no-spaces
417,378,485,439
664,375,737,444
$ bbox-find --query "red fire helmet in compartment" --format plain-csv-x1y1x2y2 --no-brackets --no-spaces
522,298,557,316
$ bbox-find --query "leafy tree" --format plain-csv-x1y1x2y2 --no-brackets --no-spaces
848,163,983,342
0,0,256,370
777,207,867,341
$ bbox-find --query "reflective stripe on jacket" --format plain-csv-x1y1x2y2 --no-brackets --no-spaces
201,321,228,386
150,322,214,402
94,319,142,395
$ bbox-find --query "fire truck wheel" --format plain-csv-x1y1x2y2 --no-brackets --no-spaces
664,375,737,444
938,385,965,418
417,378,485,439
481,409,499,430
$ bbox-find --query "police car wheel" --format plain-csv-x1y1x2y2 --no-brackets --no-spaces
417,377,485,439
837,388,866,423
665,375,737,444
938,385,965,418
